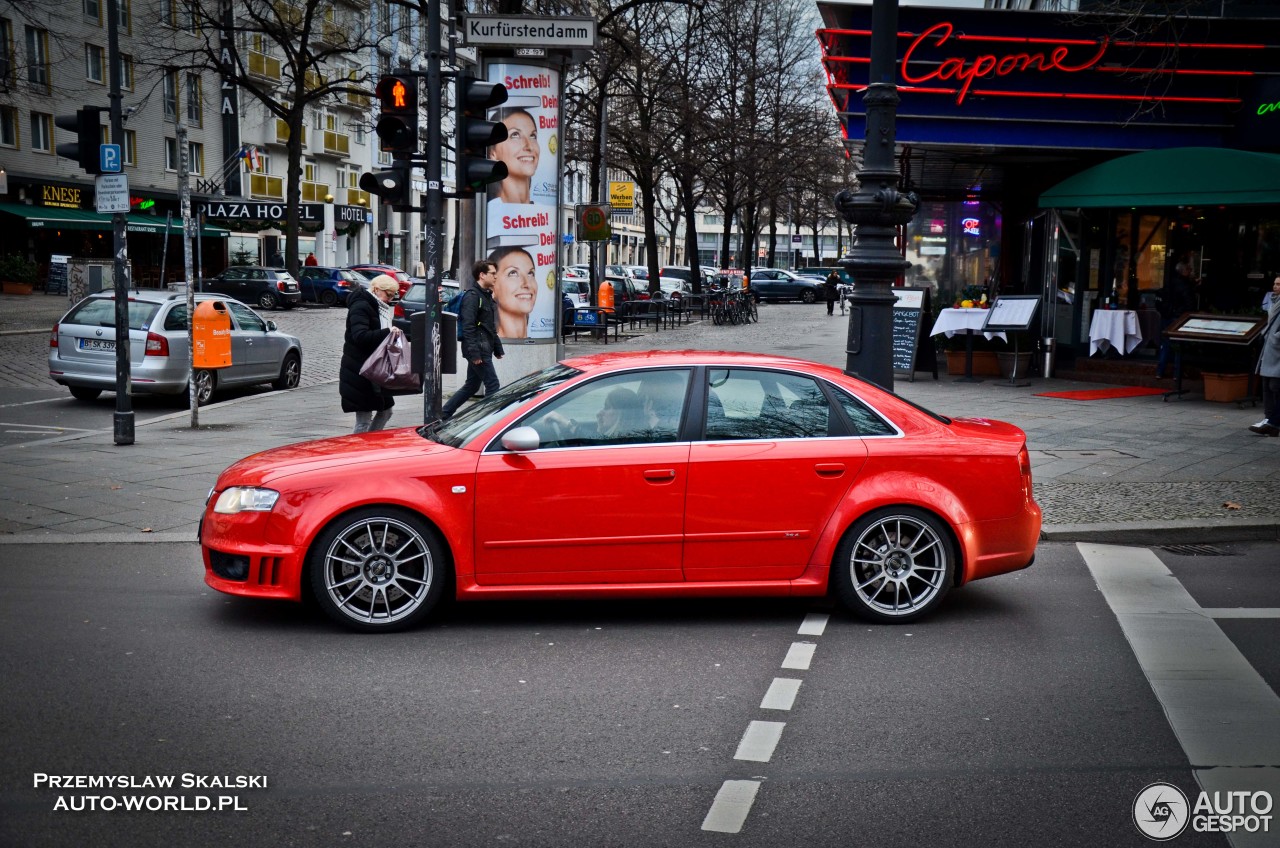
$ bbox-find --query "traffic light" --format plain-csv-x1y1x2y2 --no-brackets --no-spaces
374,74,419,157
359,164,413,209
454,73,509,195
55,107,107,174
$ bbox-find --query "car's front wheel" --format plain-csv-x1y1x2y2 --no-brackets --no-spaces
799,289,817,304
272,352,301,390
308,507,446,632
258,291,279,310
832,507,955,623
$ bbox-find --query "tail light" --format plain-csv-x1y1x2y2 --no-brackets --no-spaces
49,323,59,348
145,332,169,357
1018,444,1033,501
277,280,288,291
393,303,405,318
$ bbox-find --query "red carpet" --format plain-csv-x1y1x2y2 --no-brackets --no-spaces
1035,386,1167,401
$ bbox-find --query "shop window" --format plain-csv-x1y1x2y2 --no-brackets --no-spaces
0,105,17,148
86,43,104,83
30,111,51,152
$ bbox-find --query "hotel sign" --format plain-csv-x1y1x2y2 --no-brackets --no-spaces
197,201,323,223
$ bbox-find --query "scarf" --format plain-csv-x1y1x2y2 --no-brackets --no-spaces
377,297,393,330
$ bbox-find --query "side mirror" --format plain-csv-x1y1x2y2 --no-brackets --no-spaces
501,426,541,453
266,320,278,332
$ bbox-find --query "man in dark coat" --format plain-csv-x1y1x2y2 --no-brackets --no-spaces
824,270,840,316
340,275,398,432
441,260,505,420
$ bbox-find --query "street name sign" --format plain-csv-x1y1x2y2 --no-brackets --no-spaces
463,16,597,49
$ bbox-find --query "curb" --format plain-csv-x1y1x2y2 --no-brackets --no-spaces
1041,519,1280,544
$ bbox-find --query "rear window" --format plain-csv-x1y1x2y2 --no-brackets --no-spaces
63,298,162,331
405,284,427,302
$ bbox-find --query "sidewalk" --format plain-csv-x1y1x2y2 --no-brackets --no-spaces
1,293,1277,544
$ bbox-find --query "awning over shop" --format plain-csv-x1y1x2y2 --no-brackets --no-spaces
1039,148,1280,209
0,202,230,237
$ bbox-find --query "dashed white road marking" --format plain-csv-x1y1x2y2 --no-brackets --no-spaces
760,678,802,711
798,612,829,636
701,780,761,833
781,642,816,670
1080,543,1280,848
734,720,786,762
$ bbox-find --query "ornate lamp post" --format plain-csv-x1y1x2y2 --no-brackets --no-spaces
836,0,917,391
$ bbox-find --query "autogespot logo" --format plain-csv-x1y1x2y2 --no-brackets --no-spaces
1134,783,1190,841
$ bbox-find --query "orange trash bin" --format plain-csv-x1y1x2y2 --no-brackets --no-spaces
192,301,233,369
598,278,615,313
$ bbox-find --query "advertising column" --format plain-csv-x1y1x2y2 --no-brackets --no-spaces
483,61,561,381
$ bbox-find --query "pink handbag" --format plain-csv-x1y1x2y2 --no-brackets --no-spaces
359,331,421,392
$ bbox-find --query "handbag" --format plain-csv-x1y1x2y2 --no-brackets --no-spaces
359,330,422,392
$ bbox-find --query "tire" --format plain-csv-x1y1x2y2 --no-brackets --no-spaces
257,290,279,310
308,507,446,632
272,352,301,390
832,507,955,623
748,299,759,322
189,369,215,406
69,387,101,401
799,289,817,304
319,289,338,307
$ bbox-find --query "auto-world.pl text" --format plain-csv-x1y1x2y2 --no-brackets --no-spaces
34,773,266,812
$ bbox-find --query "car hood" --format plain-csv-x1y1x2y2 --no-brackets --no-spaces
215,428,456,488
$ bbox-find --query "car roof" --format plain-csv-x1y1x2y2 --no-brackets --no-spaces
561,349,847,378
77,291,247,306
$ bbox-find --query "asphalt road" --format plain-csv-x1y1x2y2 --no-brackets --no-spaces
3,540,1277,847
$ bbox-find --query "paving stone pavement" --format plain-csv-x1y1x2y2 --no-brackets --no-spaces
1,291,1277,544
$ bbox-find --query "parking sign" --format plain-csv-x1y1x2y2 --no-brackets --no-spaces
95,173,130,214
100,144,121,174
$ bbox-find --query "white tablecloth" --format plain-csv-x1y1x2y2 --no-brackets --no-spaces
1089,309,1143,355
929,308,1007,342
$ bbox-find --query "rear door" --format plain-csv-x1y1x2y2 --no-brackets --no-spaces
751,269,781,298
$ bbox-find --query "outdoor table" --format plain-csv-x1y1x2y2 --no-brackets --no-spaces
929,307,1007,383
1089,309,1143,355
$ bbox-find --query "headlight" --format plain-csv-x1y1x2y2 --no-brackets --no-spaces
213,487,280,514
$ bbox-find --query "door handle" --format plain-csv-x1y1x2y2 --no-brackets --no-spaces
643,468,676,482
815,463,845,477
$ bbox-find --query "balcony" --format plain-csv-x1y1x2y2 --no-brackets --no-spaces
271,1,303,28
339,86,371,111
247,50,281,82
319,130,350,158
319,22,346,46
303,69,327,94
301,181,331,203
249,173,284,200
272,119,306,147
346,188,370,207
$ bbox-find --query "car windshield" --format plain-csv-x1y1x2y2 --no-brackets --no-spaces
62,298,162,331
421,364,581,447
404,284,426,303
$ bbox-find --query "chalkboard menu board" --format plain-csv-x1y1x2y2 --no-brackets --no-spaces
46,255,71,296
892,287,936,381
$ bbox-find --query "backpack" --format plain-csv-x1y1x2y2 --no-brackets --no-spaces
445,289,476,342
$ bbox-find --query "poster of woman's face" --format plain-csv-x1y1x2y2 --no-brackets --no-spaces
484,62,560,341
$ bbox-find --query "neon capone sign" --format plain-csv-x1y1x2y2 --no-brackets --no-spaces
901,22,1109,105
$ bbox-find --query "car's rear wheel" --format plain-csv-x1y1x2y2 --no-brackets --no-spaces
832,507,955,623
800,289,817,304
319,289,338,307
272,352,301,390
69,387,102,401
308,507,445,632
189,369,215,406
258,291,279,310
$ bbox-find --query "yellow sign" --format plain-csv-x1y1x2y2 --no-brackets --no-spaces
608,181,634,212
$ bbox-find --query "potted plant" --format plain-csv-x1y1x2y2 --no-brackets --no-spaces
0,255,39,295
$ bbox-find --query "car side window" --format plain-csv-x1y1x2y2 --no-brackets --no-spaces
164,304,188,331
226,301,265,332
830,387,897,437
518,370,691,448
703,368,832,440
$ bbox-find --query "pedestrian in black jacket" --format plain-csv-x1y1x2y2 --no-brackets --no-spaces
441,260,505,420
340,274,400,433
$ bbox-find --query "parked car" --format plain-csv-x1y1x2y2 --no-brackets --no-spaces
749,268,825,303
660,266,717,291
49,291,302,405
798,266,852,286
204,267,303,310
298,266,366,307
606,264,654,299
562,274,591,305
393,280,461,337
201,350,1040,632
349,264,412,297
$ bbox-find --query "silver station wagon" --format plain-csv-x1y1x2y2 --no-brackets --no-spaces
48,291,302,405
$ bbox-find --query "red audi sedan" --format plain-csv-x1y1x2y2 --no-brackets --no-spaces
201,352,1040,632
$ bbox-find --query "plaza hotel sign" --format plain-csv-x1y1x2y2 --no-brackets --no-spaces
197,200,324,224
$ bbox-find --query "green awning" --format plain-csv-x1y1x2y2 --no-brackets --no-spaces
0,202,230,237
1040,148,1280,209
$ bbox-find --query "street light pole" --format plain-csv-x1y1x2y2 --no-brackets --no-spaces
836,0,917,391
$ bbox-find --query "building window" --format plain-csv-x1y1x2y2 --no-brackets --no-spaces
0,105,17,147
83,0,101,23
86,43,104,83
118,54,133,90
25,26,49,89
304,160,317,182
188,141,203,175
163,71,178,118
123,128,136,164
185,73,201,124
165,136,178,171
1,19,12,84
31,111,52,152
116,0,130,32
